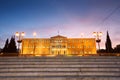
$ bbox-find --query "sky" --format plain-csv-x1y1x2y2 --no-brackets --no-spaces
0,0,120,49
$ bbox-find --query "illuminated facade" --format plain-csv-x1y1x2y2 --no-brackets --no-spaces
22,35,96,56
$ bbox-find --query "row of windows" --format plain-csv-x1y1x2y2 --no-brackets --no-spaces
24,39,94,43
24,46,94,48
51,51,95,54
69,51,93,54
52,51,66,54
68,46,94,48
52,45,66,48
67,41,94,43
51,40,94,43
51,39,67,43
25,40,50,43
24,46,49,48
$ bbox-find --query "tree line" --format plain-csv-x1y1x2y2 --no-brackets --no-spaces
98,31,120,53
1,36,18,53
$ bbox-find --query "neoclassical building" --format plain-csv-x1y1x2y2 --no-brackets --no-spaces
21,35,96,56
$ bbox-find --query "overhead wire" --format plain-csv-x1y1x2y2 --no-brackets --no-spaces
99,4,120,25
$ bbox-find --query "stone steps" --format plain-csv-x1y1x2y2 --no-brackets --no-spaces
0,62,120,64
0,71,119,76
0,56,120,59
0,56,120,80
0,59,120,62
1,60,119,62
1,67,120,72
1,77,120,80
0,64,120,68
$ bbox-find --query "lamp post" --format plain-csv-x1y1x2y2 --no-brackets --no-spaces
15,32,25,53
80,33,84,38
33,32,37,37
33,32,37,56
93,32,102,50
81,33,84,56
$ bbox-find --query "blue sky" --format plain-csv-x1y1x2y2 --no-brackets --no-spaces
0,0,120,49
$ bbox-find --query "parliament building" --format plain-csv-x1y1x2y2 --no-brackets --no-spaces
21,35,97,56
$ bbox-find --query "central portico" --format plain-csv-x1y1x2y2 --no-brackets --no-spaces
50,35,67,55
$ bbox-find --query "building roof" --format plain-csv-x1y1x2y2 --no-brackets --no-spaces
50,35,67,39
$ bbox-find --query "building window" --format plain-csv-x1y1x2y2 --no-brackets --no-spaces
52,46,55,48
52,51,54,54
64,51,66,54
68,46,70,48
63,45,66,48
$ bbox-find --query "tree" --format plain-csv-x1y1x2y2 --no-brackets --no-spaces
105,31,113,53
114,44,120,53
2,38,9,53
0,48,2,53
7,36,17,53
97,49,106,53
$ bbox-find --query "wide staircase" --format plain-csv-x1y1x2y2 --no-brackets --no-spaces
0,56,120,80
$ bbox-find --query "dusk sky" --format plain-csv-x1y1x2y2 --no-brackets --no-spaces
0,0,120,49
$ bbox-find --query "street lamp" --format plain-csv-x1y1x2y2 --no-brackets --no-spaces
33,32,37,37
80,33,84,38
33,32,37,56
15,32,25,53
81,33,84,56
93,32,102,50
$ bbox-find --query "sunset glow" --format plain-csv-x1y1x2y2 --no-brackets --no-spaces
0,0,120,49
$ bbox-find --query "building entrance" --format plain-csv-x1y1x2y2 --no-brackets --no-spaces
50,35,68,56
51,49,67,56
